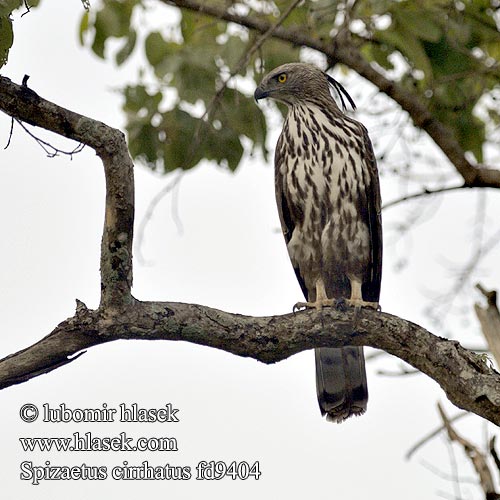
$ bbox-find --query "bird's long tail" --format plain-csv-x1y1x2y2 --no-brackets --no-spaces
315,346,368,423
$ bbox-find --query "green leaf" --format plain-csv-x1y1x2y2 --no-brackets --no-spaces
219,88,267,148
376,27,433,82
161,108,203,171
159,107,246,173
423,36,476,78
123,84,162,115
144,31,169,67
219,35,248,72
94,4,122,40
89,0,137,58
452,112,485,163
431,96,485,163
252,37,300,75
273,0,309,29
0,15,13,68
392,6,443,43
115,29,136,65
84,0,500,177
173,49,218,104
79,10,89,46
129,121,162,167
145,36,183,79
216,128,244,171
361,42,394,71
180,9,223,44
0,0,22,17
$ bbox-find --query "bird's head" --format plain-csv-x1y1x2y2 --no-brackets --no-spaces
254,62,356,111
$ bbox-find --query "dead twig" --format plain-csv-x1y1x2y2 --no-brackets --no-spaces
437,402,499,499
382,184,467,210
406,411,470,460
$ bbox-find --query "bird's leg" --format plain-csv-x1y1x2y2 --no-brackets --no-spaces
293,278,335,311
345,278,379,310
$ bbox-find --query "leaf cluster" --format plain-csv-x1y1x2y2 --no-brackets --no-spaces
4,1,499,173
360,0,500,162
78,0,500,173
79,0,304,173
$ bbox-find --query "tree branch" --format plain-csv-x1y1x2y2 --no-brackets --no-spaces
490,436,500,474
164,0,500,189
0,75,499,427
406,411,470,460
0,75,134,308
0,300,499,425
438,403,500,499
382,184,468,210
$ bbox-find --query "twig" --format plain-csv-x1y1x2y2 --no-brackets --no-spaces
192,0,303,147
435,490,465,500
376,366,420,376
135,172,183,264
15,119,85,158
382,184,467,210
490,436,500,473
445,433,463,500
437,402,499,499
136,0,304,254
365,350,387,361
420,458,477,485
0,75,135,308
1,74,500,426
406,411,470,460
165,0,500,188
21,0,31,17
4,117,14,149
423,193,495,329
477,285,498,307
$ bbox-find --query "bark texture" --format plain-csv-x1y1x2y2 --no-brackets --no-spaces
0,300,499,425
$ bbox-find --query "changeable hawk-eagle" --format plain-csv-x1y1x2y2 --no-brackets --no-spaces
255,63,382,422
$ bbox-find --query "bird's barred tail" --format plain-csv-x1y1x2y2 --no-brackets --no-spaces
315,346,368,423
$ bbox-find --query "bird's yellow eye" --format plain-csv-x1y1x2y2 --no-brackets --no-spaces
278,73,287,83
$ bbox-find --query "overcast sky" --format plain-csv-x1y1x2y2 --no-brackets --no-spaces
1,2,499,499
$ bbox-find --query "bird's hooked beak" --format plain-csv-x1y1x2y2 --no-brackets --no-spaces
254,85,269,102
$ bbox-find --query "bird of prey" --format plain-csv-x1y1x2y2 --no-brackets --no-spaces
254,63,382,422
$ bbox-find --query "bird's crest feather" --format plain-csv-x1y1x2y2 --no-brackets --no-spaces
325,73,357,111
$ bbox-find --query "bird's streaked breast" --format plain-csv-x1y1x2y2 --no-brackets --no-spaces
276,102,371,281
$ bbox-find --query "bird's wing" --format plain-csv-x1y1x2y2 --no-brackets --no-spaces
359,124,382,303
274,134,309,301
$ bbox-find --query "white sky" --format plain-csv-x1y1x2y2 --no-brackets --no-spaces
1,2,499,499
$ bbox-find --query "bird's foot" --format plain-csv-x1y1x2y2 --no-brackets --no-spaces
332,297,348,312
345,298,380,311
293,298,336,312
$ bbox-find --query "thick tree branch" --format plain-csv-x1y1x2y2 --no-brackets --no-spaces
0,75,134,308
165,0,500,189
0,75,499,427
0,300,499,425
